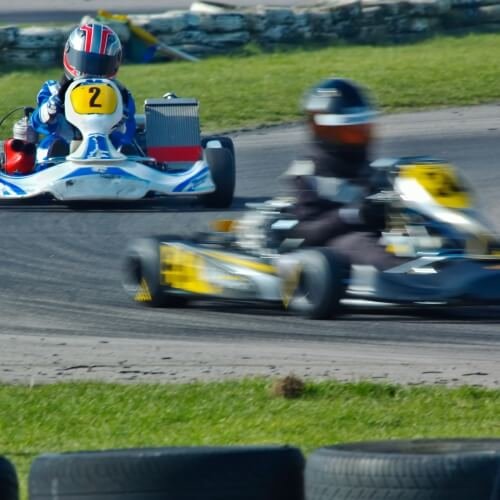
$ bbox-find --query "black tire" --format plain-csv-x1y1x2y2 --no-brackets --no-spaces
201,135,235,159
281,248,348,320
201,146,235,209
122,237,187,307
0,456,18,500
306,439,500,500
29,446,304,500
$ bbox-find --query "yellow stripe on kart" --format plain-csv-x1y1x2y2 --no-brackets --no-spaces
160,245,220,295
202,250,276,274
400,164,471,209
135,278,152,302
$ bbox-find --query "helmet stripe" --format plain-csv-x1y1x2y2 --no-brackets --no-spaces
90,23,101,54
313,111,378,126
99,26,113,55
80,24,93,53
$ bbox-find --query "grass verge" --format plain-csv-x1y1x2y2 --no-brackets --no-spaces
1,379,499,499
2,33,500,136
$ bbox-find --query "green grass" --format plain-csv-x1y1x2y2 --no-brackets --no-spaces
1,379,500,499
2,33,500,137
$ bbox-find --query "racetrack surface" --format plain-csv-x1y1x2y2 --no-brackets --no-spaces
1,105,500,386
0,0,327,23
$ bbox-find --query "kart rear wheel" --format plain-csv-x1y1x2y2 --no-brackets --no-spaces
280,248,348,320
122,237,187,307
201,146,235,209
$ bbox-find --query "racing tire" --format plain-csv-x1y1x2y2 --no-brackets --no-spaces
305,439,500,500
201,146,235,209
0,456,19,500
201,135,235,159
281,248,348,320
29,446,304,500
122,237,187,307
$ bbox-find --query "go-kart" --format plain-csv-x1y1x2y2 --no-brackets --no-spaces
122,157,500,319
0,78,235,207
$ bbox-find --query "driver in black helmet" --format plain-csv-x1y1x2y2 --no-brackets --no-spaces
284,77,401,270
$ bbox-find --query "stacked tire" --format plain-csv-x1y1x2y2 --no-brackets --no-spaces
305,439,500,500
0,456,18,500
29,446,304,500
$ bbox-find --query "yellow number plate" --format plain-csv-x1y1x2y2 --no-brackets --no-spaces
69,83,118,114
400,164,471,209
160,245,219,295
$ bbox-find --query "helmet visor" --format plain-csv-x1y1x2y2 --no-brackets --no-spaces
314,122,372,146
66,49,119,77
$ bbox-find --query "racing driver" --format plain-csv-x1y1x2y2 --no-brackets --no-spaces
284,77,404,269
30,22,136,164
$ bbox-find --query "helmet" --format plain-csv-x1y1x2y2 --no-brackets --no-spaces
302,78,376,153
63,23,122,80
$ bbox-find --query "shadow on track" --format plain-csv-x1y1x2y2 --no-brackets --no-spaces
0,196,269,213
147,298,500,323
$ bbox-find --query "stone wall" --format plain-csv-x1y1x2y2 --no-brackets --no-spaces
2,0,500,65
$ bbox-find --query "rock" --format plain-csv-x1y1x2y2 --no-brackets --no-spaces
0,48,58,66
15,27,64,50
136,11,201,35
199,13,247,32
204,30,251,47
0,26,18,49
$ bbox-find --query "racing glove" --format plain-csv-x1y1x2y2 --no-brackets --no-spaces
338,199,387,231
40,94,62,123
359,198,387,231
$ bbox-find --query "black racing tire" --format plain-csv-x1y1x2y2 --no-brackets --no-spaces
201,135,235,159
122,237,187,307
29,446,304,500
201,146,235,209
305,439,500,500
0,456,18,500
281,248,348,320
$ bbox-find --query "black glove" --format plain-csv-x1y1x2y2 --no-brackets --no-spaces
360,198,387,231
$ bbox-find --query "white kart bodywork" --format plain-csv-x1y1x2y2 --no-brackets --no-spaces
0,78,216,201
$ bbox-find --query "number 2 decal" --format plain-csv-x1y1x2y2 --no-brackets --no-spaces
88,86,102,108
70,82,118,114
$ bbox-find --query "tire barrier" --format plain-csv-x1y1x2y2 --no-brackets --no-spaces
29,445,305,500
0,456,18,500
305,438,500,500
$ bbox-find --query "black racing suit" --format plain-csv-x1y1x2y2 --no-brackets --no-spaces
286,143,403,270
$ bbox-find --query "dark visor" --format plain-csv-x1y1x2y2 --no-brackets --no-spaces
67,49,118,77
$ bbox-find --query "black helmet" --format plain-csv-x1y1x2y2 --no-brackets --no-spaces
302,78,377,154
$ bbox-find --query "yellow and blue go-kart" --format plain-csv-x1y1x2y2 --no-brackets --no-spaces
0,78,234,207
122,157,500,319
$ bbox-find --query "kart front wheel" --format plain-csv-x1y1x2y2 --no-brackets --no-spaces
201,135,235,159
201,146,235,209
279,248,349,319
122,237,187,307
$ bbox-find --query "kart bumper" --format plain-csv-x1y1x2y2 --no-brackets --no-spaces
0,160,215,201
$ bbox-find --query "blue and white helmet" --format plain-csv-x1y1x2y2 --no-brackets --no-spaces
63,22,122,79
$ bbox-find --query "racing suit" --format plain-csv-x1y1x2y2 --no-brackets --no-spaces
30,76,136,164
286,143,402,270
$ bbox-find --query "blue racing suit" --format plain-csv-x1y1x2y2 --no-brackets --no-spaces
30,78,136,163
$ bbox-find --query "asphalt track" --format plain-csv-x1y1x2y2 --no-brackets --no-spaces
1,105,500,386
0,0,325,23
